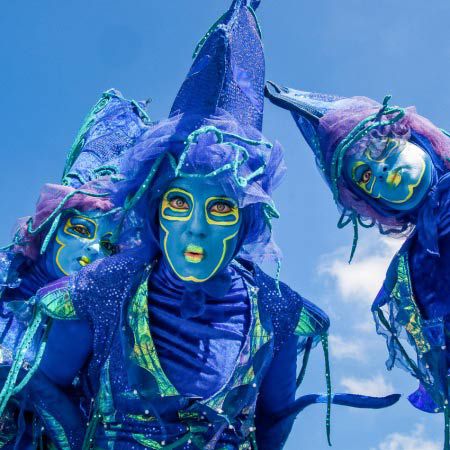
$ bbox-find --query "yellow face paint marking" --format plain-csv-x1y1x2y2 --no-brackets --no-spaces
386,171,402,187
184,244,204,263
55,234,70,276
161,188,194,222
54,215,113,275
205,196,239,226
64,215,98,240
386,159,426,203
78,256,91,267
351,140,427,204
56,215,99,275
160,221,238,283
365,139,398,163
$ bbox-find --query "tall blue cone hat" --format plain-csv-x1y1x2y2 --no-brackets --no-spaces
170,0,265,131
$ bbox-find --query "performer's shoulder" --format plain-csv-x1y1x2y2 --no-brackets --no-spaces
74,250,148,292
38,251,149,320
236,260,330,339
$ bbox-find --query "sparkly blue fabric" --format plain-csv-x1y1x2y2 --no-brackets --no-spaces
63,89,152,188
170,0,265,131
411,180,450,318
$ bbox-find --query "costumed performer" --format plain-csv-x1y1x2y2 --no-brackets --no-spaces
0,89,152,448
266,80,450,448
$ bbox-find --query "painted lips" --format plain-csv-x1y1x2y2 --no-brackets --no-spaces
78,255,91,267
184,244,205,263
386,170,402,187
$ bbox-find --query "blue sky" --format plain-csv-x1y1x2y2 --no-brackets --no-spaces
1,1,449,448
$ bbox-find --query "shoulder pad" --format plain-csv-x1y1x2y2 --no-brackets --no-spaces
38,278,77,320
295,298,330,337
253,264,329,347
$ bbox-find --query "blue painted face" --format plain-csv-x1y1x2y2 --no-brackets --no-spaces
344,139,433,211
45,211,118,278
159,178,242,283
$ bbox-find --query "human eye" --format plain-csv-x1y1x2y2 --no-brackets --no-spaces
209,200,234,215
168,195,189,210
359,168,372,184
69,224,91,237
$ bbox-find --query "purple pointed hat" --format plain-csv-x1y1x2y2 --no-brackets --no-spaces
62,89,153,188
12,90,153,259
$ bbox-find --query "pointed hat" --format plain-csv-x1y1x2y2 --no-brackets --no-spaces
62,89,153,188
170,0,265,131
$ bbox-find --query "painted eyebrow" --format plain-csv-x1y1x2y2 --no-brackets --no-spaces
208,196,236,203
69,219,95,228
351,162,365,181
164,188,193,198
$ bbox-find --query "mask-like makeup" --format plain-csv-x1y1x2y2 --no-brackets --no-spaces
159,178,241,283
46,211,118,278
344,139,433,211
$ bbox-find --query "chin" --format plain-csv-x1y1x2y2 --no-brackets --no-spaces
176,264,213,282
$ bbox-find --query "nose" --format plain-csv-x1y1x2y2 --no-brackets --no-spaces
186,207,207,239
86,243,101,254
378,164,389,180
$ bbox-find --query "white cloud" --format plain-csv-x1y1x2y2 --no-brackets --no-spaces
353,316,376,333
340,374,395,397
329,334,367,361
373,424,440,450
319,233,404,307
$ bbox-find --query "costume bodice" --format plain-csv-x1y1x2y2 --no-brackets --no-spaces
92,261,273,449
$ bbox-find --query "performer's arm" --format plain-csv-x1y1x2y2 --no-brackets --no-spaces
39,319,93,387
255,335,298,450
23,368,86,449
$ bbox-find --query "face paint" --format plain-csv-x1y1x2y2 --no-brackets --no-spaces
344,139,433,211
159,178,241,283
46,211,118,278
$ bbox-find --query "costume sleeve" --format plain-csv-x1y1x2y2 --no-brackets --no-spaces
39,319,93,387
253,267,330,449
0,363,86,450
255,334,298,450
23,369,86,449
